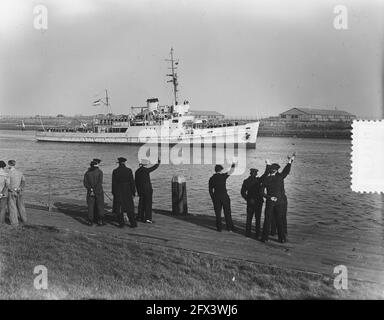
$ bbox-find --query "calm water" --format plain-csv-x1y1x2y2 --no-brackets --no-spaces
0,130,382,238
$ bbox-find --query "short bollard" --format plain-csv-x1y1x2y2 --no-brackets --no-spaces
171,175,188,215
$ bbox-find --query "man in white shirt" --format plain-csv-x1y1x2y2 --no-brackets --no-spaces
7,160,27,225
0,160,9,223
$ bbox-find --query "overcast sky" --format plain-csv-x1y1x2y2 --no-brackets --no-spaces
0,0,383,118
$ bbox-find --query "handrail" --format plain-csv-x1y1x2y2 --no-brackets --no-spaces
23,172,115,212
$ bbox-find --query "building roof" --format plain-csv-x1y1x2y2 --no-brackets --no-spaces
189,110,224,116
281,107,355,116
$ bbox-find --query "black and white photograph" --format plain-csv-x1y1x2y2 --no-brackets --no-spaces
0,0,383,305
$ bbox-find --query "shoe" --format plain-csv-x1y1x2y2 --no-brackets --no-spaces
97,220,105,226
279,239,286,243
123,213,129,224
145,220,153,224
261,238,268,243
86,220,93,226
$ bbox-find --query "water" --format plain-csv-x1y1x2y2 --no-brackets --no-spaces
0,130,382,238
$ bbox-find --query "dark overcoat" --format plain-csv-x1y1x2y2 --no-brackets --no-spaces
112,164,136,212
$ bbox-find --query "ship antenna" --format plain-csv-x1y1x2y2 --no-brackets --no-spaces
166,47,179,105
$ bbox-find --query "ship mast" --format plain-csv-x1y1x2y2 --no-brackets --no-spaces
166,48,179,105
104,89,112,115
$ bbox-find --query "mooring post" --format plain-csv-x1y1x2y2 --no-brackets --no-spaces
171,175,188,215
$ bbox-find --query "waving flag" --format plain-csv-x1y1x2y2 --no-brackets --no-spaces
93,99,101,106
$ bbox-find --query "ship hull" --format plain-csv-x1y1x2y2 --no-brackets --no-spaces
35,122,259,149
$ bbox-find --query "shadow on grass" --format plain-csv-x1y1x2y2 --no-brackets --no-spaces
154,209,249,235
153,209,285,245
54,201,120,228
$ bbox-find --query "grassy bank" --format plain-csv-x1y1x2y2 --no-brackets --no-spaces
0,224,381,299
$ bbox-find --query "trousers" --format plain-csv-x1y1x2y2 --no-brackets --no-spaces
138,191,153,221
86,194,104,222
212,193,234,231
8,191,27,225
270,195,288,236
0,197,8,223
262,199,285,242
245,198,263,238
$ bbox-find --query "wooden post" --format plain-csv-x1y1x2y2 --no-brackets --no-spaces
171,175,188,215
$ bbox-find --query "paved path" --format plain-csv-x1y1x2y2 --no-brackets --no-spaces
21,198,384,285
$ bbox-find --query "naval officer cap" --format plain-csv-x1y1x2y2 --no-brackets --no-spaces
8,160,16,166
117,157,127,163
93,158,101,164
250,168,258,174
270,163,280,170
0,161,6,168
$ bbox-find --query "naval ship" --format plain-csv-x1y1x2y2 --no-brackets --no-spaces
36,49,259,148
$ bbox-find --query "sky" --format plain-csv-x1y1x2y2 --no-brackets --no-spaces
0,0,383,118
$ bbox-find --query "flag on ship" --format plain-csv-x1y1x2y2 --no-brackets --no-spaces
93,99,101,106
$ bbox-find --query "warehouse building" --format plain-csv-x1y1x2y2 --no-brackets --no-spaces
279,107,356,122
189,110,225,121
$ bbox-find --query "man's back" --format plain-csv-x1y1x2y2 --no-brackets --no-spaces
9,168,25,190
209,173,229,196
135,167,151,194
84,168,103,194
241,176,263,200
112,165,136,196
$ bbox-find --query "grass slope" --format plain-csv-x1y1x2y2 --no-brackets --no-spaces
0,224,382,299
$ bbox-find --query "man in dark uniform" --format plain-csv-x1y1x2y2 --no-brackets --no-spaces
269,154,294,238
261,155,294,243
241,167,268,239
209,163,236,232
83,160,105,226
135,158,160,223
112,157,137,228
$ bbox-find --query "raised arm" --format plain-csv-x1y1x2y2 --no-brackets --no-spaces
281,155,294,179
148,160,160,173
260,160,271,181
226,162,236,176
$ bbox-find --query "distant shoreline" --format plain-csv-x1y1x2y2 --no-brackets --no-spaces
0,116,353,139
0,126,352,139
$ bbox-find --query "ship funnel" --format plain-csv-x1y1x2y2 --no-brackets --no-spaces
147,98,159,112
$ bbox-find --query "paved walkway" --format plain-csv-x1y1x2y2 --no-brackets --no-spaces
21,198,384,285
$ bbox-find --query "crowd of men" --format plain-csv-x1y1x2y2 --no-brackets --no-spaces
83,157,160,228
209,153,295,243
0,153,294,245
0,160,27,226
83,153,294,244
